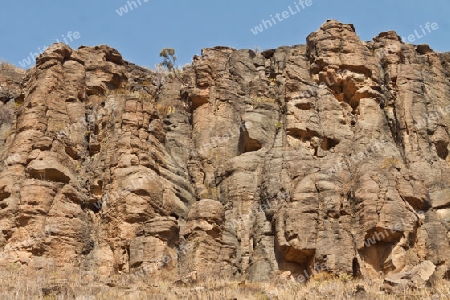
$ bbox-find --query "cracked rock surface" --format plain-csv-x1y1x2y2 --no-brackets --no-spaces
0,20,449,283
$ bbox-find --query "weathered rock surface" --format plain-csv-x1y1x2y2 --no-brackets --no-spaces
0,20,449,286
384,260,436,288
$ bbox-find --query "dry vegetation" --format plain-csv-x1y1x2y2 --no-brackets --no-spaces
155,99,185,116
253,96,277,104
0,61,19,72
0,264,449,299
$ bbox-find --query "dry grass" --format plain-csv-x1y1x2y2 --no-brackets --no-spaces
105,87,130,96
1,264,450,299
155,99,184,116
129,90,154,101
253,96,276,104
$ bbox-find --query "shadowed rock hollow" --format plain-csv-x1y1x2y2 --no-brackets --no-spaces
0,20,449,285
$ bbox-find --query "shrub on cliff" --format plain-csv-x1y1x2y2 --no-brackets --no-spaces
159,48,177,72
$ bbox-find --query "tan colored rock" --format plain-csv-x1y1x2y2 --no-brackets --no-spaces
384,260,436,288
0,21,449,289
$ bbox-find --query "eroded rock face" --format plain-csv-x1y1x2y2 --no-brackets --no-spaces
0,20,449,284
0,63,25,158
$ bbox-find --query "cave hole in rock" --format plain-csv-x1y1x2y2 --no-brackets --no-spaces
0,188,10,202
360,227,403,274
286,128,318,143
28,168,70,184
238,128,262,153
65,97,77,103
82,240,95,255
84,131,90,143
326,72,363,116
65,146,80,160
170,213,179,220
93,124,99,135
320,137,340,151
275,240,316,278
89,144,101,156
352,257,362,278
436,140,449,160
261,49,276,59
295,102,312,110
30,245,45,256
416,44,433,55
91,180,103,199
444,269,450,280
91,201,101,213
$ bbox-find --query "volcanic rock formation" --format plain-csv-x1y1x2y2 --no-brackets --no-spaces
0,20,449,285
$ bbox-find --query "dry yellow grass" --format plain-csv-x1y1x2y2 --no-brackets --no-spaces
254,96,276,104
155,99,185,116
105,87,130,96
1,264,450,299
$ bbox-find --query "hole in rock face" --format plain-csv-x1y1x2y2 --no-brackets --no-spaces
0,188,10,202
286,128,317,143
91,201,101,213
416,44,433,55
352,258,361,279
65,146,80,160
261,49,276,59
445,269,450,280
276,243,316,278
238,128,262,153
320,137,340,151
28,168,70,184
93,124,99,135
360,227,403,274
295,102,312,110
244,139,262,152
436,140,449,160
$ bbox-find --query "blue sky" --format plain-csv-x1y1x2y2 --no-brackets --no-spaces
1,0,449,69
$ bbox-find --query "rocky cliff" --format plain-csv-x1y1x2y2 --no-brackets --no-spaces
0,20,449,286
